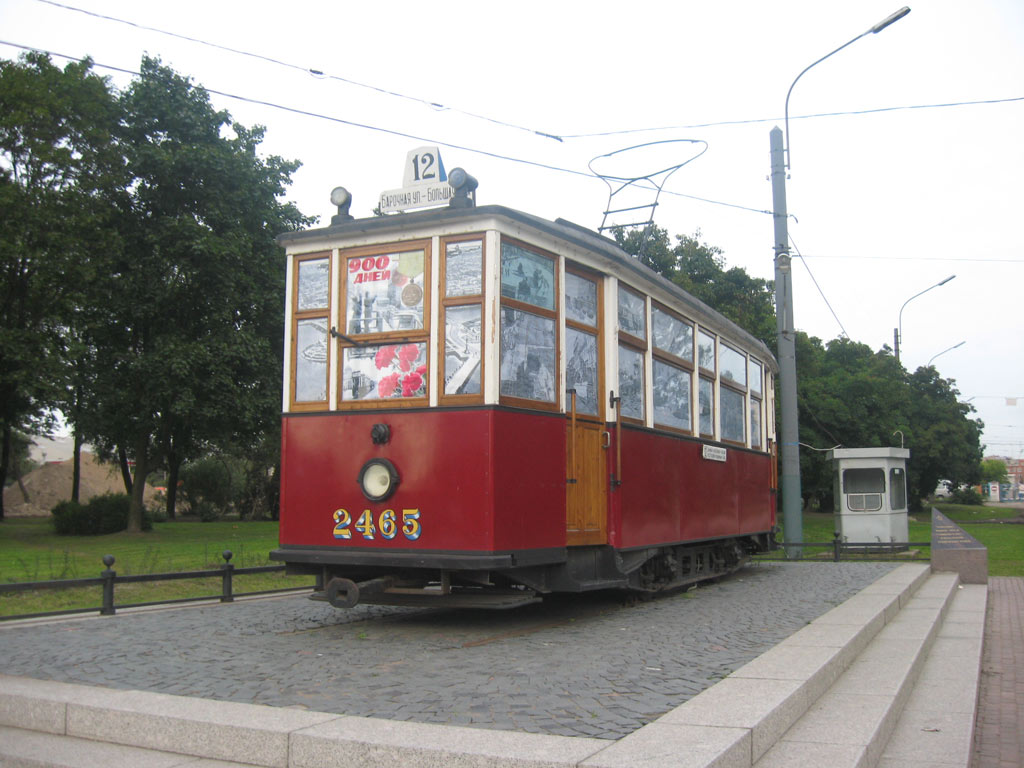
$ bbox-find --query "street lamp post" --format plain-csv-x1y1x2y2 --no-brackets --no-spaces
894,274,956,365
772,6,911,560
927,340,966,367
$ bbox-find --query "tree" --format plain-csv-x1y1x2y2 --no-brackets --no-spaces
75,57,310,531
980,458,1008,485
792,335,983,511
900,366,983,506
0,53,122,520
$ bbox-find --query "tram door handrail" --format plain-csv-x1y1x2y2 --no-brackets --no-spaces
566,389,577,485
610,391,622,487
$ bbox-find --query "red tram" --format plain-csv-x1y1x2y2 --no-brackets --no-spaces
272,175,778,609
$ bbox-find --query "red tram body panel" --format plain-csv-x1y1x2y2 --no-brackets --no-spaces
273,191,778,609
280,409,566,554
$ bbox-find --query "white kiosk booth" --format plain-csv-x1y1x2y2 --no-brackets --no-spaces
830,447,910,547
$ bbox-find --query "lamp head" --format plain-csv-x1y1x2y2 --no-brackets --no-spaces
870,6,911,34
330,186,353,224
448,168,478,209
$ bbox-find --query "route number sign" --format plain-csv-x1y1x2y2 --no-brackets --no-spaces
379,146,455,213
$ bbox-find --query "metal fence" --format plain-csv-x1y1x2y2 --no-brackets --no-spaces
762,533,932,562
0,550,315,622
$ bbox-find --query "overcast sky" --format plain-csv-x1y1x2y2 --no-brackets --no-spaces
3,0,1021,460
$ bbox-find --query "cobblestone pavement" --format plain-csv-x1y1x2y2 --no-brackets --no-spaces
973,576,1024,768
0,561,896,739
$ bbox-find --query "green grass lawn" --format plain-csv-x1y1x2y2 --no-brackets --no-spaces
0,517,312,618
768,503,1024,578
2,502,1021,618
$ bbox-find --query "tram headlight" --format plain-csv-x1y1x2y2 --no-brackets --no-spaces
358,458,399,502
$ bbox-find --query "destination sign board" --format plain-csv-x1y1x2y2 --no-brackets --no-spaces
378,183,454,213
379,146,454,213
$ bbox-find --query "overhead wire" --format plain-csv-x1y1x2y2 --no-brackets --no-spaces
559,97,1024,139
4,7,1021,261
0,39,776,219
28,0,1024,144
792,254,1023,264
788,236,850,340
0,40,590,180
33,0,567,142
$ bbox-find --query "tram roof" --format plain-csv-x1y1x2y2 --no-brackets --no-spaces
277,204,777,371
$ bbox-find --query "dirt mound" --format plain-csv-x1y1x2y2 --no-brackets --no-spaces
3,453,151,517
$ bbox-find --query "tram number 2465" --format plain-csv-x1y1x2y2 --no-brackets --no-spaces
333,508,421,541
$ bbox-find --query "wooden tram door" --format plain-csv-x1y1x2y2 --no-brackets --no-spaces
566,413,608,545
565,266,607,546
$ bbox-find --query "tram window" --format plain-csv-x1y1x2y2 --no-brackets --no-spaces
336,240,431,407
618,287,646,342
567,327,599,415
341,342,428,401
699,376,714,437
500,308,556,402
750,397,762,449
501,242,554,311
294,318,329,402
565,267,601,418
653,360,691,431
445,240,482,297
652,304,693,362
290,253,331,409
618,344,645,421
721,386,746,444
441,237,484,404
565,272,598,328
720,344,747,387
499,240,558,409
443,304,482,396
296,258,329,311
698,330,715,372
345,249,426,335
749,358,763,397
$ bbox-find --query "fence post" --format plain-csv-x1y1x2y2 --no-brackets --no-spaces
833,532,842,563
221,550,234,603
101,555,116,615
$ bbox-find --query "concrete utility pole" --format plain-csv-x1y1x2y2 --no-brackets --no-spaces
771,6,911,559
770,126,801,559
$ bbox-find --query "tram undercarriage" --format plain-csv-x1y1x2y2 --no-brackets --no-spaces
297,532,774,610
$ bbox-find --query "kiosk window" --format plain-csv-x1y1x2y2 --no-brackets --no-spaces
844,468,884,512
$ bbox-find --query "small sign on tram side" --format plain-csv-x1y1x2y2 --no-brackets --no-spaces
702,445,728,463
378,146,455,213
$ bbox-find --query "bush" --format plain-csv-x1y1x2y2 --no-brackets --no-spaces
50,493,153,535
51,500,86,535
87,493,133,534
180,456,240,521
950,487,984,506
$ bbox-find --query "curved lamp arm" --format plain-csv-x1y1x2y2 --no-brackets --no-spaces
784,7,911,169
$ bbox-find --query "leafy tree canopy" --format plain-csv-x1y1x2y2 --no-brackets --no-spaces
980,458,1008,485
0,52,310,527
0,52,123,519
